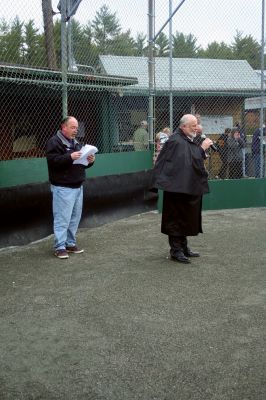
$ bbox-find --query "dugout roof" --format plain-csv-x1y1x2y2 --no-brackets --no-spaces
99,55,262,96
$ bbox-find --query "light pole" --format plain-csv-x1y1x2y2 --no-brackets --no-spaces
60,0,68,118
169,0,173,134
260,0,265,178
59,0,84,118
148,0,188,143
148,0,155,149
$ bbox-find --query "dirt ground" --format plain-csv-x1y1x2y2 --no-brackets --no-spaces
0,208,266,400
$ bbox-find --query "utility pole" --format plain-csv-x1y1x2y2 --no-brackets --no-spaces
169,0,173,134
148,0,155,149
61,0,68,118
148,0,188,140
260,0,265,177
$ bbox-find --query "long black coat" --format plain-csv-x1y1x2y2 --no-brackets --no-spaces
151,130,209,195
150,129,210,236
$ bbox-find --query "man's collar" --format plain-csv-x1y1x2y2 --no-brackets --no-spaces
178,129,193,141
56,130,78,146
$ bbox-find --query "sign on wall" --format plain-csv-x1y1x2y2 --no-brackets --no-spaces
200,115,233,135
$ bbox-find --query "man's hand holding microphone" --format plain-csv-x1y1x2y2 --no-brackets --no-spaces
200,134,217,152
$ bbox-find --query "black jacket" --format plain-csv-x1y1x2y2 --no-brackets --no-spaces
150,129,209,196
46,131,94,188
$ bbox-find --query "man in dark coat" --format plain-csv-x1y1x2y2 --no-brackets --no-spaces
46,116,95,259
150,114,214,264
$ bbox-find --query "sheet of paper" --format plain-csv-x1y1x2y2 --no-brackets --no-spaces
73,144,98,166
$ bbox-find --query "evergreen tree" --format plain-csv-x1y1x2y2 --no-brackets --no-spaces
72,20,99,69
0,17,24,64
133,33,147,56
198,41,233,59
0,18,10,61
108,30,136,56
231,31,261,69
155,32,169,57
52,20,62,68
23,20,45,67
172,32,200,58
91,4,121,54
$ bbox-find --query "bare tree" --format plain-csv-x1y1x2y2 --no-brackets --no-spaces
42,0,57,69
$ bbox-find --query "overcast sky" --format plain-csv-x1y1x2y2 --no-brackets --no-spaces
1,0,264,49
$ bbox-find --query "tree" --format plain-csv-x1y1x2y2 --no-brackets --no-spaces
71,20,99,68
108,30,136,56
133,32,147,56
231,31,261,69
155,32,169,57
42,0,57,69
23,20,46,66
198,41,233,59
91,4,121,54
52,20,62,68
0,17,24,64
172,32,200,58
0,18,10,61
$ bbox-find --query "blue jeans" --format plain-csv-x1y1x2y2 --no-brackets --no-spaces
51,185,83,250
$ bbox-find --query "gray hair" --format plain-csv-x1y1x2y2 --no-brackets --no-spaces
179,114,196,126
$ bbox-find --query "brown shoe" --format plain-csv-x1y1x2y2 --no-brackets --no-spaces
55,249,69,259
66,246,84,254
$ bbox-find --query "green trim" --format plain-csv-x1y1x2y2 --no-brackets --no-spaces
86,151,153,178
158,179,266,211
0,151,153,188
204,179,266,209
0,158,48,187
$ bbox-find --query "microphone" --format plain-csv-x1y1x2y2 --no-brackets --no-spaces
210,143,218,152
200,134,218,152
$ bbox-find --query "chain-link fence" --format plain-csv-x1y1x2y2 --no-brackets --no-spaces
0,0,265,179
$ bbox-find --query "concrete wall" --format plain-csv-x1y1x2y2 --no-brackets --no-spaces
0,170,157,247
0,151,156,247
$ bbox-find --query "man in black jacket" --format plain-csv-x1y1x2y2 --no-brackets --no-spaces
151,114,213,264
46,116,95,259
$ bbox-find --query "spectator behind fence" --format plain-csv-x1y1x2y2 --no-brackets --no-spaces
216,128,230,179
153,127,171,163
251,125,266,178
227,126,245,179
46,116,95,259
150,114,214,264
235,121,247,177
133,120,149,151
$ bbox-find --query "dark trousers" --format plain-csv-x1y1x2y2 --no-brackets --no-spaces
219,158,228,179
228,160,243,179
168,235,188,257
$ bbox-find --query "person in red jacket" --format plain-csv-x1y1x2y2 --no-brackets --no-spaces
150,114,213,264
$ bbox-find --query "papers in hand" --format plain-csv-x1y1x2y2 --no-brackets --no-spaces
73,144,98,166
